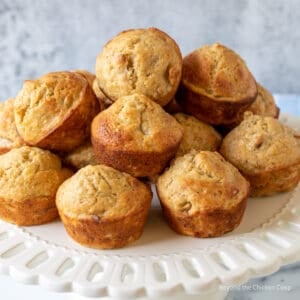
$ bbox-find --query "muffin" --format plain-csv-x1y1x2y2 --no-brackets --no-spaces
14,71,99,152
56,164,152,249
91,94,183,177
73,70,95,87
223,83,279,131
247,83,279,118
92,78,113,110
73,70,112,111
220,113,300,196
0,146,72,225
64,141,98,169
177,43,257,124
0,98,25,154
95,27,182,106
156,151,249,237
174,113,222,157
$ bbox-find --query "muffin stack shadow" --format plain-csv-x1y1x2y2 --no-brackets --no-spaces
0,27,299,249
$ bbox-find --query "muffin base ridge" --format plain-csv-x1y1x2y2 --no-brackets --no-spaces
158,191,248,238
59,208,150,249
92,140,180,178
245,163,300,197
0,196,58,226
177,84,255,125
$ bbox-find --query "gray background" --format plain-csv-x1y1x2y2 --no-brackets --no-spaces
0,0,299,100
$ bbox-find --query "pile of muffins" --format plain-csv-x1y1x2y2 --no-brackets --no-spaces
0,28,299,249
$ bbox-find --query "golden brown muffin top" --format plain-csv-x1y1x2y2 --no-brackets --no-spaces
95,27,182,106
73,70,95,87
157,151,249,213
92,93,183,152
247,83,278,117
0,146,72,201
182,43,257,102
174,113,222,157
0,98,25,149
64,141,98,169
220,113,300,174
14,71,90,144
56,164,152,219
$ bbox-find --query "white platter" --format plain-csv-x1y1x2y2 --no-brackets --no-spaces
0,114,299,299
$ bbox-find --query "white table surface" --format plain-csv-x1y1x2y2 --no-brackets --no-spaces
0,94,299,300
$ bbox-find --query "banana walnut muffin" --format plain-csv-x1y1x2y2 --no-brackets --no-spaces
56,164,152,249
220,113,300,196
177,43,257,124
0,146,72,225
156,151,249,237
91,93,183,177
14,71,99,152
95,27,182,106
174,113,222,157
63,141,98,170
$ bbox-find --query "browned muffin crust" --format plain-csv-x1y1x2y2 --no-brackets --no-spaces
248,83,279,118
14,71,99,152
73,69,114,112
156,151,249,237
0,98,25,154
177,43,257,124
73,70,112,110
95,27,182,106
92,78,113,110
174,113,222,157
220,113,300,196
63,141,98,169
72,70,95,87
0,196,60,226
91,94,183,177
0,146,72,225
224,83,280,130
56,164,152,249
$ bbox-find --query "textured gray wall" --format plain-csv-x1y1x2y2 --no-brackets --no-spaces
0,0,299,101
